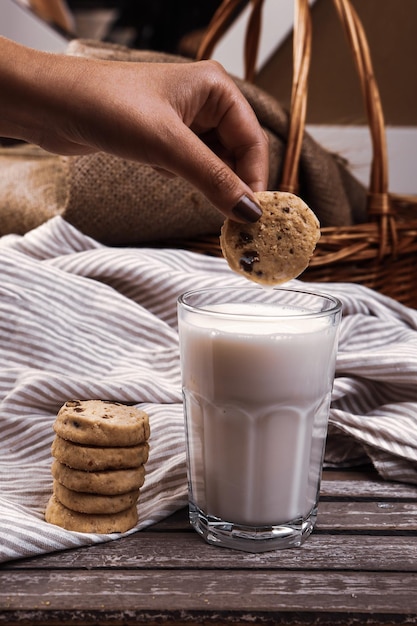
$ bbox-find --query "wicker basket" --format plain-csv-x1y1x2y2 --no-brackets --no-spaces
190,0,417,309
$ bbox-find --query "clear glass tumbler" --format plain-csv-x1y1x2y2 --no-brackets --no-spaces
178,286,342,552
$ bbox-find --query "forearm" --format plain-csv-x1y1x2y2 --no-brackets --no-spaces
0,37,93,153
0,36,268,220
0,37,53,144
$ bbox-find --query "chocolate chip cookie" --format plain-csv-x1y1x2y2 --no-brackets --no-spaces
53,400,150,447
220,191,320,285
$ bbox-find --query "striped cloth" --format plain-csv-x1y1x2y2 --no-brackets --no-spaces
1,216,416,562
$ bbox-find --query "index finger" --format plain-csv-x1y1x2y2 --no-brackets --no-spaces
188,61,269,192
208,77,269,191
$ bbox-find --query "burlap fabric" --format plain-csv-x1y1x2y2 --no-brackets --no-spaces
0,39,367,245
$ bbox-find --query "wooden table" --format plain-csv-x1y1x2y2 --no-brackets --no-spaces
2,466,417,625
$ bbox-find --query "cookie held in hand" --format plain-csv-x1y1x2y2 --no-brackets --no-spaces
220,191,320,285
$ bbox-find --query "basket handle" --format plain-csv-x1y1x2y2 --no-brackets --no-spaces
279,0,312,196
197,0,264,83
197,0,311,195
332,0,396,257
198,0,396,256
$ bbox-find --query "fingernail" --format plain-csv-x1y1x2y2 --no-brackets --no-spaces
232,195,263,223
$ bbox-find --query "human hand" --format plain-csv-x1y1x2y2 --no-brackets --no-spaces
1,38,268,222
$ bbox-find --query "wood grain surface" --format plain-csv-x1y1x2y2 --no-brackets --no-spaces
1,467,417,625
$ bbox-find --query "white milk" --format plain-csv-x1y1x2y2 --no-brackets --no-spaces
179,302,339,527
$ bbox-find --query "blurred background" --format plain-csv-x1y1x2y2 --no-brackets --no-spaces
1,0,416,194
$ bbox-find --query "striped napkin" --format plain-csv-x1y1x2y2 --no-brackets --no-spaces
1,217,416,562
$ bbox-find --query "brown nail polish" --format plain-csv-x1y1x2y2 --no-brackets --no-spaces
232,195,263,223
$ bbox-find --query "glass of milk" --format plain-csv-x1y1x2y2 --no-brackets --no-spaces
177,286,342,552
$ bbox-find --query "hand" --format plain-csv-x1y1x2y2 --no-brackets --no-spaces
1,38,268,222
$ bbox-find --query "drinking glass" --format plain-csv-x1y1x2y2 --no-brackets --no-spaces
178,286,342,552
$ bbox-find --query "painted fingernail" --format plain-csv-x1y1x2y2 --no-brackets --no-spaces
232,195,263,223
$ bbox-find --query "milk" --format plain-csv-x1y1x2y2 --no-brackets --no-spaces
179,300,340,527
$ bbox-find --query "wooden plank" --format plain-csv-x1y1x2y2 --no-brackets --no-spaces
4,532,417,572
150,500,417,532
1,570,417,619
316,501,417,531
322,469,377,481
320,472,417,500
148,506,190,531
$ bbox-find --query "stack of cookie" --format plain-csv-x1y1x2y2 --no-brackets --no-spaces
45,400,150,533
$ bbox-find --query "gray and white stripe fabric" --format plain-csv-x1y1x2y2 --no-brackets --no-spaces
0,217,416,562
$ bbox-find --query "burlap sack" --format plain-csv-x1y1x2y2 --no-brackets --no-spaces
0,39,367,245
